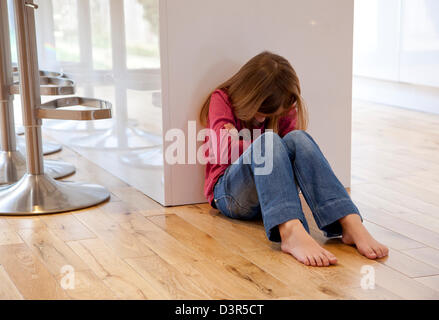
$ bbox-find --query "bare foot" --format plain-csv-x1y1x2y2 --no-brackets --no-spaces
279,219,337,267
340,214,389,259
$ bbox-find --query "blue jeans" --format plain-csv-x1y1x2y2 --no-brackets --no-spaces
213,130,361,242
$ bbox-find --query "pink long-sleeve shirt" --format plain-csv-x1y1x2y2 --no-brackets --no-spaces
203,89,298,206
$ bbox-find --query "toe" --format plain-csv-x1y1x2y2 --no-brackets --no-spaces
308,256,317,267
323,250,338,264
378,245,389,258
374,246,384,258
364,247,377,259
302,256,310,266
320,253,330,267
315,255,323,267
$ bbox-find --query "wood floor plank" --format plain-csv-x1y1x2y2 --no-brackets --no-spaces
0,244,70,299
40,214,96,242
74,207,156,259
18,227,89,277
376,177,439,209
187,258,299,300
323,242,439,300
354,100,439,125
93,201,139,216
4,216,45,231
353,147,439,173
0,218,10,228
342,286,402,300
351,183,439,220
67,238,162,300
352,188,439,234
125,255,210,299
61,270,117,300
361,221,425,251
403,247,439,270
110,187,164,212
0,265,23,300
99,205,203,266
352,185,420,215
354,201,439,250
414,275,439,292
148,214,299,299
116,211,203,266
0,228,23,245
169,204,272,254
352,160,417,181
242,248,358,299
411,170,439,187
174,262,234,300
149,214,253,264
380,248,439,278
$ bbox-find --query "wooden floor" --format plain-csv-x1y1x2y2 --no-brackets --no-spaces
1,100,439,300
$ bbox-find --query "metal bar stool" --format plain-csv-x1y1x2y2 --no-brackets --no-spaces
0,0,112,215
0,0,77,185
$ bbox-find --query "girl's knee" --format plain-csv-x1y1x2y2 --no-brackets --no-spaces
253,131,285,151
284,130,316,147
265,132,290,157
283,130,316,154
249,131,289,166
259,131,282,142
283,130,309,143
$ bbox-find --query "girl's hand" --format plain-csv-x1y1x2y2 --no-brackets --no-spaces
223,123,239,137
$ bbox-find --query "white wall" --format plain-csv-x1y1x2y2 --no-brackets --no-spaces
160,0,355,205
353,0,439,113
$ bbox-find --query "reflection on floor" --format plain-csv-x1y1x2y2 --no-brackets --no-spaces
0,100,439,299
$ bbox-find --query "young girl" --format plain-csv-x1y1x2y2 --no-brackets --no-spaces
200,51,388,267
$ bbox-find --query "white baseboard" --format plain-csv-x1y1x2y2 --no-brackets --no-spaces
353,76,439,115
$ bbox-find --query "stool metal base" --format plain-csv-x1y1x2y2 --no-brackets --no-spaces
17,136,62,155
0,151,76,185
43,159,76,180
0,173,110,215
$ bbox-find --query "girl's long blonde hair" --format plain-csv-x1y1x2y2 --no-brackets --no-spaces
200,51,308,132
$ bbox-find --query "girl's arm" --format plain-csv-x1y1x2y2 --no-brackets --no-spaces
207,90,247,164
278,108,298,137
